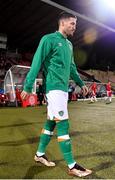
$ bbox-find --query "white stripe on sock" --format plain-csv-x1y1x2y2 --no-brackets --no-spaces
68,162,76,169
43,129,53,135
36,152,45,157
58,134,70,140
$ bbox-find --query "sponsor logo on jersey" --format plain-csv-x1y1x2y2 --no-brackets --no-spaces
58,42,62,46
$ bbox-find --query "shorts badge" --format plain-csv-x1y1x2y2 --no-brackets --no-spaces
58,111,64,116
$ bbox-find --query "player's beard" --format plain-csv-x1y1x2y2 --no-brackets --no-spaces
67,30,75,37
63,28,75,38
67,28,75,37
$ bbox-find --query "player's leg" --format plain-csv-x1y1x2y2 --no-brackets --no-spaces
106,91,112,104
56,119,76,167
56,119,92,177
105,91,108,102
52,90,92,177
34,120,56,166
92,91,97,102
109,91,112,102
90,96,94,102
90,92,94,102
36,120,56,155
94,95,97,102
109,97,112,102
34,94,56,166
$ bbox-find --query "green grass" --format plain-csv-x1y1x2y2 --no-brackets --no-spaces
0,99,115,179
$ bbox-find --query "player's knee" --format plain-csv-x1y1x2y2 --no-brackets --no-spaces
42,120,56,136
44,120,56,131
56,119,69,136
56,120,71,150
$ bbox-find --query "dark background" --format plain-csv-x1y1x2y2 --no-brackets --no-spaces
0,0,115,70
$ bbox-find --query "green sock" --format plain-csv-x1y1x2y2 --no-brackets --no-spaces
37,120,56,153
59,139,75,165
56,120,75,165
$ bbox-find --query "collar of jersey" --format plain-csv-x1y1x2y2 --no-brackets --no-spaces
56,31,67,39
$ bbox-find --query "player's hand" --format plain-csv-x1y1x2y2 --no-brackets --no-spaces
81,85,88,96
21,90,29,100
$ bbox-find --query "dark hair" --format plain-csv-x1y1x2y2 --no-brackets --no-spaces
58,11,77,24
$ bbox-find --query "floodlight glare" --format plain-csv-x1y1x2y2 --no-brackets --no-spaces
103,0,115,10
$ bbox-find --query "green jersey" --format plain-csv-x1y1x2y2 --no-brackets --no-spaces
24,31,84,93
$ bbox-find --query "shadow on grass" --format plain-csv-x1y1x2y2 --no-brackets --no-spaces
0,129,114,147
23,160,114,179
0,136,39,146
0,121,42,129
0,162,9,166
75,151,115,160
55,151,115,179
86,161,115,179
76,152,115,179
0,151,114,179
70,130,115,137
23,164,54,179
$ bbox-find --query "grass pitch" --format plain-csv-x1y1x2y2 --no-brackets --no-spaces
0,99,115,179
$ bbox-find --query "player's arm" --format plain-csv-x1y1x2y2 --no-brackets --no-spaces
70,56,88,96
21,36,52,99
